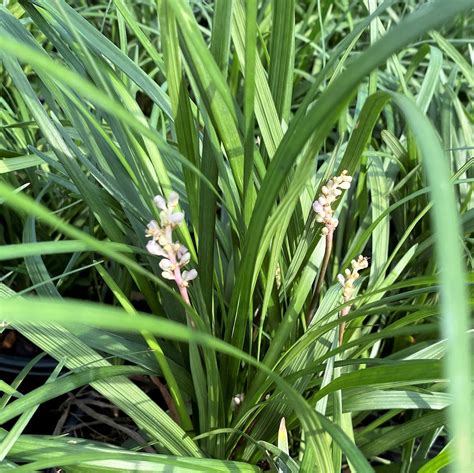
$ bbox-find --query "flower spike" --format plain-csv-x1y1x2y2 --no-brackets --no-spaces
308,170,353,324
145,192,197,295
337,255,369,345
313,170,352,235
337,255,369,302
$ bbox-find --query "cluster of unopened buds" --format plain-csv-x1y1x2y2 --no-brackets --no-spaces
313,170,352,235
231,393,244,411
145,192,197,289
336,255,368,345
337,255,369,302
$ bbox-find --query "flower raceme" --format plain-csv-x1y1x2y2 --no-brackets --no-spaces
307,170,354,324
313,170,352,235
337,255,369,302
145,192,197,290
336,255,368,346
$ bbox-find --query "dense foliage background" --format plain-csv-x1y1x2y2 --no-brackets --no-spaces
0,0,472,471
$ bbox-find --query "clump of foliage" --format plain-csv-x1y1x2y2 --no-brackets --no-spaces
0,0,472,472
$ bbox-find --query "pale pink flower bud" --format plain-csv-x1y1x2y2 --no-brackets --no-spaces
159,258,174,271
179,252,191,266
168,191,179,208
154,195,167,210
146,240,167,257
177,245,188,259
160,210,184,227
182,269,197,287
185,269,198,280
162,270,175,280
158,233,170,247
313,201,324,214
145,220,161,239
169,212,184,225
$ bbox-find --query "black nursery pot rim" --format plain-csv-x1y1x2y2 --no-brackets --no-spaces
0,353,57,377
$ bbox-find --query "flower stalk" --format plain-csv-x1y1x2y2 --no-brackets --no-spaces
145,191,199,432
307,171,352,324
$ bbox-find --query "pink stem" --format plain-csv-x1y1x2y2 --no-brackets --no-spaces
167,250,195,328
339,303,351,346
167,251,191,305
174,267,190,305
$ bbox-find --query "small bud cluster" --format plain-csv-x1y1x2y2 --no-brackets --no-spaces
337,255,369,300
313,170,352,235
145,192,197,288
275,263,282,290
231,393,244,411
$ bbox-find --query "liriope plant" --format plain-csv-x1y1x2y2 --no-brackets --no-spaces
0,0,472,472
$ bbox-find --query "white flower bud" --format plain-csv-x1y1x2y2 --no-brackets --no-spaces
158,234,170,247
313,201,323,214
159,258,174,271
145,220,161,240
183,269,198,282
231,393,244,410
169,212,184,225
162,270,175,280
179,252,191,266
154,195,167,210
168,191,179,208
177,245,188,259
146,240,167,257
